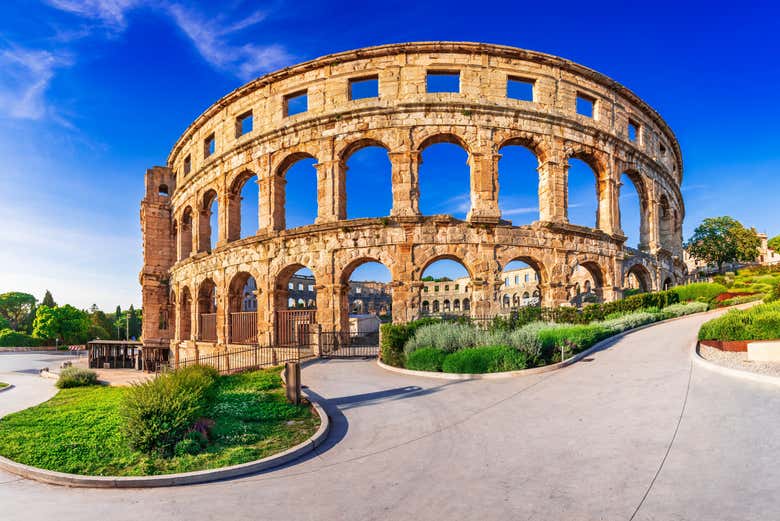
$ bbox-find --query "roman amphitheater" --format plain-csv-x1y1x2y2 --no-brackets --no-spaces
140,42,686,359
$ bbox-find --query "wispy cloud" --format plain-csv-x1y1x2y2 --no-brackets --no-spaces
501,206,538,216
0,46,72,120
46,0,140,31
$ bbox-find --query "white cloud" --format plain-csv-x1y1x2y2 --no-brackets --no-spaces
501,206,539,216
0,47,71,120
46,0,140,31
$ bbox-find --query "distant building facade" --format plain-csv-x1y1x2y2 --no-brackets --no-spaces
286,274,392,317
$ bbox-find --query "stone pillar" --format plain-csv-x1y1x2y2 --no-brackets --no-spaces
392,281,421,323
269,174,286,231
315,283,338,331
315,159,346,223
226,190,241,242
598,174,620,235
216,281,227,345
538,160,567,223
388,150,421,218
466,152,501,223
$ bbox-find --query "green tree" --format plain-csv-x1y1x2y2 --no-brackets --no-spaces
686,217,761,273
128,305,141,340
33,305,91,344
768,235,780,252
113,305,123,339
88,305,113,340
41,290,56,308
0,292,37,331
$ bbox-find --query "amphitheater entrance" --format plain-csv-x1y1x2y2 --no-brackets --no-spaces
321,259,392,358
274,266,317,350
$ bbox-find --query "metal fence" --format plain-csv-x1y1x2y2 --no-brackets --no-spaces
320,330,380,358
199,313,217,341
230,311,257,344
172,343,305,375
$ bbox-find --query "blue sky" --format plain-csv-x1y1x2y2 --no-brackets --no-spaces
1,1,778,309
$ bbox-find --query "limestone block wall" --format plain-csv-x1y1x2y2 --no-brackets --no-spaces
140,42,686,352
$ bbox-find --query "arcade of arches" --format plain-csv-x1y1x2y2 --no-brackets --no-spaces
140,42,686,358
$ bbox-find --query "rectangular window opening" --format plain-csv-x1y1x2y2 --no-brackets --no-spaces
237,111,253,137
576,92,596,118
183,155,191,175
426,70,460,93
349,75,379,100
507,76,535,101
628,119,640,143
659,143,667,156
284,90,308,117
204,134,215,158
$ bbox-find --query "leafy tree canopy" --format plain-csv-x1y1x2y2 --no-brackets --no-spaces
685,216,761,273
0,292,37,331
768,235,780,252
41,290,56,308
33,305,91,344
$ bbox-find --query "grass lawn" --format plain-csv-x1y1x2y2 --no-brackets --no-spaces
0,368,319,476
0,382,8,389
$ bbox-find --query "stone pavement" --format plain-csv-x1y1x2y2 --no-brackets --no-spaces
1,312,779,520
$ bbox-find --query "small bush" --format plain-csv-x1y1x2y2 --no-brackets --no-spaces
662,301,709,317
537,324,612,359
405,348,447,372
672,282,727,303
56,367,98,388
121,365,219,454
441,346,530,374
599,311,659,333
404,322,478,354
699,301,780,341
174,437,201,456
380,318,440,367
0,329,43,347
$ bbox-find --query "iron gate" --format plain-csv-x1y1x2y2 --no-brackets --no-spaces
320,330,380,358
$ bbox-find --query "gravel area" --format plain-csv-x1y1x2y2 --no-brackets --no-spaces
699,344,780,377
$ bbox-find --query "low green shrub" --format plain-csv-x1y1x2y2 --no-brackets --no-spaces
121,365,219,454
699,301,780,342
662,301,709,317
380,318,440,367
537,324,612,359
598,311,659,333
672,282,727,303
56,367,98,388
441,346,530,374
0,329,43,347
716,294,764,307
404,322,478,354
174,437,201,456
405,348,447,372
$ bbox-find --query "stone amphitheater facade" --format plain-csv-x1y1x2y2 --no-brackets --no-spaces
140,42,686,355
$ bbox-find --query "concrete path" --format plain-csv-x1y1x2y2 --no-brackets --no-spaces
1,313,779,520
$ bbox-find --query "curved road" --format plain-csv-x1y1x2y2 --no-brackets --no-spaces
2,312,779,520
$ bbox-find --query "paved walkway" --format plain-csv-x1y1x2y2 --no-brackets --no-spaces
2,312,779,520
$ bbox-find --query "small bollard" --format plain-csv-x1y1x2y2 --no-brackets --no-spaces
284,361,301,405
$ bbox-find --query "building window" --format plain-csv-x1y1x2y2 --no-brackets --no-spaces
628,119,640,143
284,90,308,117
504,278,509,287
236,111,253,137
525,274,530,282
349,75,379,100
454,284,459,290
426,71,460,93
288,282,293,290
444,285,449,291
356,287,362,294
507,76,534,101
434,286,439,292
158,184,169,196
423,287,428,292
308,284,314,292
183,155,191,175
659,143,667,157
514,275,520,285
576,92,596,118
297,283,304,291
204,134,215,158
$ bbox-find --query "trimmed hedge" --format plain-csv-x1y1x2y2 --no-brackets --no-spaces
0,329,43,347
440,346,530,374
672,282,728,303
56,367,98,388
405,348,447,372
698,301,780,342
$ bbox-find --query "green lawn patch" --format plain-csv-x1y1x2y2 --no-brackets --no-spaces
0,382,8,389
0,367,319,476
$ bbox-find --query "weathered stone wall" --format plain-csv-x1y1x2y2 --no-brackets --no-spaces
140,42,686,353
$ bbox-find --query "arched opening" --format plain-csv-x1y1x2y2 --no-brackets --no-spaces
620,172,646,250
624,264,652,294
172,219,179,261
343,259,392,323
497,143,540,225
228,272,257,344
179,287,191,341
282,155,318,229
199,190,218,252
179,207,193,261
197,279,217,342
567,157,600,229
418,136,470,219
343,142,392,219
422,300,430,313
453,299,461,311
420,257,471,316
158,184,169,196
663,276,674,290
228,172,259,241
659,194,673,250
570,262,604,307
501,258,543,307
275,265,317,347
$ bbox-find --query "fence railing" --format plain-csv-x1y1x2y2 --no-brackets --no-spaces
320,330,380,358
230,312,257,344
199,313,217,342
172,343,305,375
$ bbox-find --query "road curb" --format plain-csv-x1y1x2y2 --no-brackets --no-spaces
0,395,330,488
0,384,14,394
691,341,780,387
377,305,749,381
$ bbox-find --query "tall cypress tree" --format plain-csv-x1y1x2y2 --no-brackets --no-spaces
41,290,56,308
